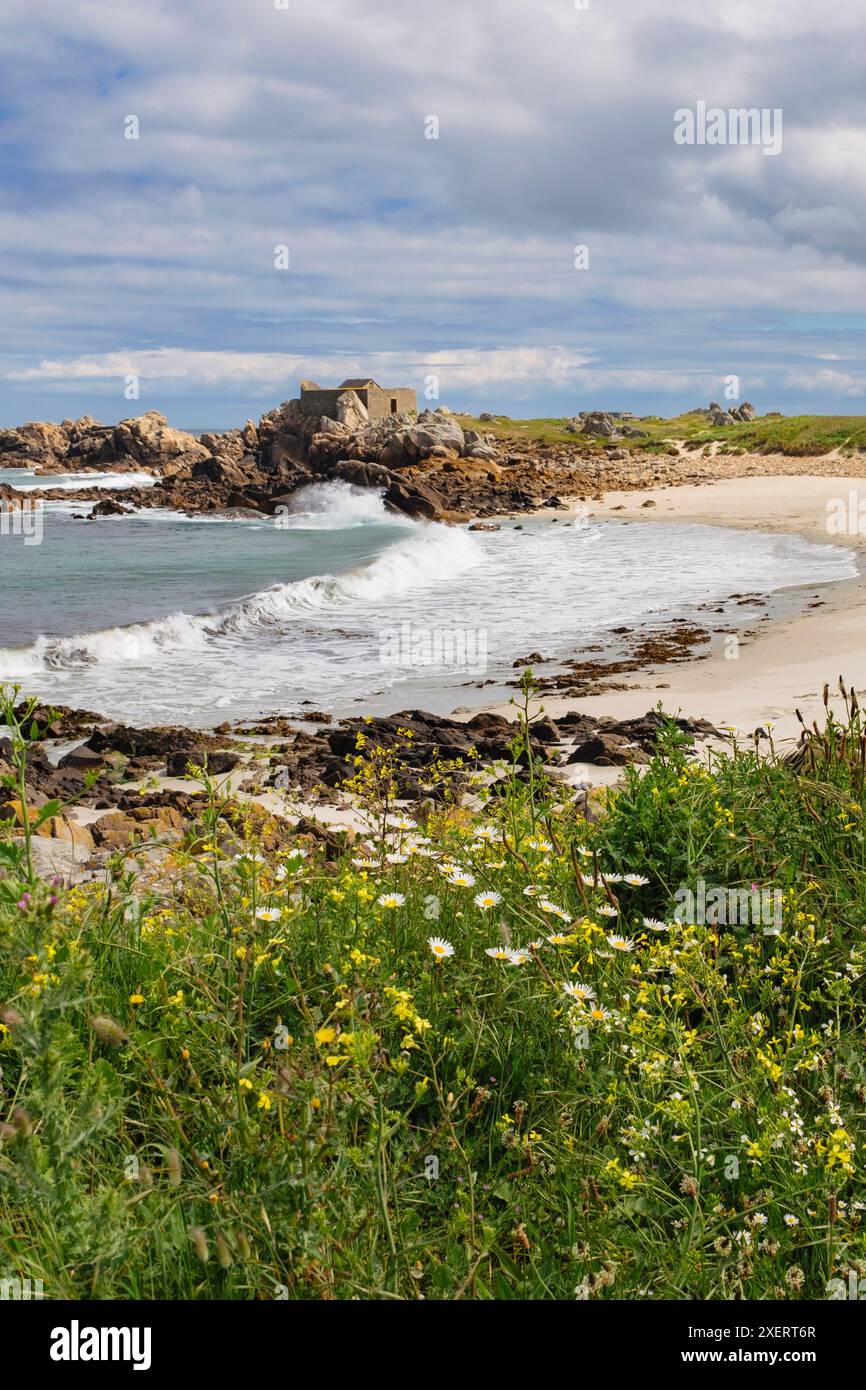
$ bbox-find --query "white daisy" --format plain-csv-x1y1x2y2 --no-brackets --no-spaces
474,890,502,910
428,936,455,960
538,898,572,923
448,871,476,888
643,917,670,932
255,907,282,922
606,933,635,953
586,1004,612,1023
597,903,618,918
508,949,531,965
563,980,596,1003
485,946,513,961
622,873,649,887
377,892,405,909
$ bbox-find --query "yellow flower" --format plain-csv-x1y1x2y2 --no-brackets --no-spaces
315,1026,337,1046
257,1092,272,1111
129,993,144,1005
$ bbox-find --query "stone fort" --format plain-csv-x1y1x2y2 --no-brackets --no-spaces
299,378,417,423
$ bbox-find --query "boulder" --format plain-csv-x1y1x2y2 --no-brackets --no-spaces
200,430,246,462
87,498,131,518
92,806,186,850
334,390,369,430
579,412,619,439
567,732,649,766
34,815,95,851
385,477,449,521
112,412,210,467
58,745,105,771
165,748,240,778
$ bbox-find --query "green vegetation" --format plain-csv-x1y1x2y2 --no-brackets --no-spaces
457,411,866,457
1,678,864,1299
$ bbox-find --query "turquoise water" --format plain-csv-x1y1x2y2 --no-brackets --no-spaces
1,473,859,727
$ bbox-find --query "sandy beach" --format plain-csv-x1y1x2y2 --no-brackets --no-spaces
476,474,866,748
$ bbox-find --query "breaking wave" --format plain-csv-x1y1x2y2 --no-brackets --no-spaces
0,499,482,674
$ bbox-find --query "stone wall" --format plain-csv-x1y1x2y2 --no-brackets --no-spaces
299,385,417,422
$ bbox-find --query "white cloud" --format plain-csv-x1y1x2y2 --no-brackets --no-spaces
6,345,596,393
1,0,866,417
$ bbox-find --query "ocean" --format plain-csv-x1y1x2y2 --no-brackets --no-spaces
0,473,859,728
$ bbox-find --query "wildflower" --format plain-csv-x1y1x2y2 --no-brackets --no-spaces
474,890,502,910
486,947,513,961
526,837,553,853
129,993,144,1005
448,871,476,888
315,1027,337,1046
563,980,596,1003
255,907,281,922
597,904,618,917
783,1214,800,1228
622,874,649,887
508,949,531,965
538,898,572,923
546,933,572,946
377,892,405,909
643,917,669,932
606,934,635,953
256,1093,272,1111
587,1005,612,1023
385,852,408,865
428,936,455,961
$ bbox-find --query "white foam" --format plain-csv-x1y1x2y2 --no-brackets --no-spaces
0,500,482,673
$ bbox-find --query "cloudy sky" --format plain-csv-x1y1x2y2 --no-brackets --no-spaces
1,0,865,427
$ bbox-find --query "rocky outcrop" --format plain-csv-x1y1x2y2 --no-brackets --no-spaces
0,410,208,474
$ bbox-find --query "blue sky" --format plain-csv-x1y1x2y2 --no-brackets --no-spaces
1,0,866,428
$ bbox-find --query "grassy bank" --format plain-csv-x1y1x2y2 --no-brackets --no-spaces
456,411,866,457
1,679,864,1300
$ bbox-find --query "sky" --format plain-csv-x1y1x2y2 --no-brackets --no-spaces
1,0,866,429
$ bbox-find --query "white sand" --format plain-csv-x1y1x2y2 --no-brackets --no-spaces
475,475,866,748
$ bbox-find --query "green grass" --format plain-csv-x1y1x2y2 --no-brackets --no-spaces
457,411,866,457
1,679,864,1299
